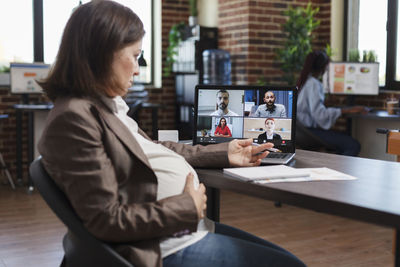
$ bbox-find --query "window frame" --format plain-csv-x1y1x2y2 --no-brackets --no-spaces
32,0,157,86
386,0,398,90
345,0,400,90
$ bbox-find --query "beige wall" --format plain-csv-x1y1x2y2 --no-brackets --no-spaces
331,1,344,61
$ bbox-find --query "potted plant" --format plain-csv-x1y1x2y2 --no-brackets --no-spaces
163,22,186,77
0,65,10,86
348,49,361,62
348,49,377,63
276,3,320,85
189,0,198,26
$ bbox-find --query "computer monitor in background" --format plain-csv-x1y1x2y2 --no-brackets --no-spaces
10,62,50,95
324,62,379,95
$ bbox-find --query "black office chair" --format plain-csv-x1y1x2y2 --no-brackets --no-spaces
295,120,336,152
29,158,133,267
0,114,15,189
127,99,143,121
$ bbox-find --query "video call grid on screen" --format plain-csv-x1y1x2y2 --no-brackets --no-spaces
194,85,297,152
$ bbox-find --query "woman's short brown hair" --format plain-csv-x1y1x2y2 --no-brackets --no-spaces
40,1,145,101
265,118,275,124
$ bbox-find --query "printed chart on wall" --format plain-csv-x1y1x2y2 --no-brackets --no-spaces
327,62,379,95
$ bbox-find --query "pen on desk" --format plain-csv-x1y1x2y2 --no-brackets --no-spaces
264,147,282,153
252,143,282,153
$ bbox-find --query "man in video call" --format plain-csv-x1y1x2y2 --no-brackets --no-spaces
210,89,239,116
253,91,286,117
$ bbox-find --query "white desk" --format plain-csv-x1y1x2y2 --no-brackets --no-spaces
349,110,400,161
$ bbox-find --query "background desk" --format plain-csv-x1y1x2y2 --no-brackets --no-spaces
197,149,400,266
14,104,52,191
348,110,400,161
14,102,161,190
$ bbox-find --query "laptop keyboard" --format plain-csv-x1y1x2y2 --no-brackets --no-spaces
266,153,290,159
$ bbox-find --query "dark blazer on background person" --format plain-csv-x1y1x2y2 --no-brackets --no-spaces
38,97,230,267
257,132,282,147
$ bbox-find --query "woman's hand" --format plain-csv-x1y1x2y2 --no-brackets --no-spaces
183,173,206,220
228,139,274,167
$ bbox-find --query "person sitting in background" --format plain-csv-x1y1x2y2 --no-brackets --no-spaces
297,50,368,156
37,2,306,267
257,118,282,147
214,117,232,137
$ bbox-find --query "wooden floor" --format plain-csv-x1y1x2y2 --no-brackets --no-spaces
0,184,393,267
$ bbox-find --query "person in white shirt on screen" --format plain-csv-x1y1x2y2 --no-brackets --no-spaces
210,89,239,116
253,91,286,117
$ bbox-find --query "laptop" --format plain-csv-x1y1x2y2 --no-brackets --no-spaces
193,84,297,164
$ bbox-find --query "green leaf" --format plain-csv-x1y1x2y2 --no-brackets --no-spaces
273,2,320,85
163,22,186,77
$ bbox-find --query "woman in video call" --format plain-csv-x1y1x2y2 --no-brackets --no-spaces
214,117,232,137
257,118,282,147
37,2,306,267
297,50,368,156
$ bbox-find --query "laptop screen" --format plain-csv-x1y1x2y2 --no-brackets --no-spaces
193,85,297,153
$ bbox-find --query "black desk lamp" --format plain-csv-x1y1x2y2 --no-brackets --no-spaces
137,51,148,84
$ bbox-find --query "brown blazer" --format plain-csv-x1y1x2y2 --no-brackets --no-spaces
38,97,230,267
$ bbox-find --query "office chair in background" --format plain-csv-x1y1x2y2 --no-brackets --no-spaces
29,159,133,267
0,150,15,189
295,120,336,152
126,99,143,121
0,114,15,189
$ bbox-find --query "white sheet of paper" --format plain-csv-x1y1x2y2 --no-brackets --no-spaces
223,165,310,181
254,167,357,184
158,130,179,142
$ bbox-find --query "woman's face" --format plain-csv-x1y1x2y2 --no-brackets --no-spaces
110,40,143,96
221,119,226,126
265,120,275,133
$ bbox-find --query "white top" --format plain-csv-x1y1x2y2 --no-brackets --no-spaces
253,103,286,117
103,96,212,258
297,76,341,130
210,109,239,116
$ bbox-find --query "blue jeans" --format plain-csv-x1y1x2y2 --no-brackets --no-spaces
163,223,306,267
307,128,361,156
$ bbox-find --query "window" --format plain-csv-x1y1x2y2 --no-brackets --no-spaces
347,0,387,87
347,0,400,90
43,0,90,64
358,0,387,86
1,0,159,86
0,0,34,68
118,0,153,84
43,0,153,84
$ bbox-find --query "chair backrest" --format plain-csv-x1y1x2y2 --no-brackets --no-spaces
126,99,143,121
295,120,336,152
29,158,133,267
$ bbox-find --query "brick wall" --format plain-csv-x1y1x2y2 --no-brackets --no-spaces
136,0,191,135
0,86,45,182
218,0,331,85
0,87,18,180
